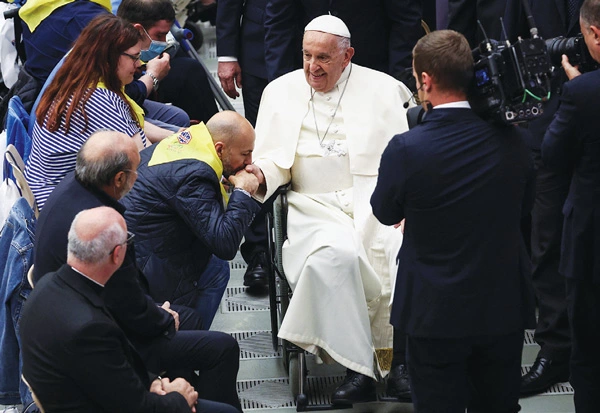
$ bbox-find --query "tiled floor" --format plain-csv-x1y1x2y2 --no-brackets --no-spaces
214,257,575,413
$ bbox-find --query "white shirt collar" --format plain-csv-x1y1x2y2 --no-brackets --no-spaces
71,266,105,287
434,101,471,109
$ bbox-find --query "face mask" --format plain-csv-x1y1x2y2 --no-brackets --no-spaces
140,27,168,62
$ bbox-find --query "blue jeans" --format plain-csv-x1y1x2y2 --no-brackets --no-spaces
172,255,229,330
0,198,35,406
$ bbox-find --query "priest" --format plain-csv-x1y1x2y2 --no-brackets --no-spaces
246,15,413,404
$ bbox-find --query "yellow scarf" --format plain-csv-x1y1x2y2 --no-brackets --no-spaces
96,80,145,129
19,0,112,32
148,124,229,204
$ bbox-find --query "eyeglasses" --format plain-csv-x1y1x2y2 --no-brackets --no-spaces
121,52,141,63
122,169,138,178
108,231,135,256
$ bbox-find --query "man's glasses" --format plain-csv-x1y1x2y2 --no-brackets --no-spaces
121,52,141,63
108,231,135,256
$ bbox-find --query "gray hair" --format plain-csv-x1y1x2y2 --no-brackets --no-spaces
75,134,131,187
337,36,351,52
581,0,600,26
67,211,126,264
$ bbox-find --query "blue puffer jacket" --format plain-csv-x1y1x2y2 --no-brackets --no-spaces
122,142,260,304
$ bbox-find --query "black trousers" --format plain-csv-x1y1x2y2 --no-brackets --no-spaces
158,53,219,123
407,331,523,413
530,149,571,360
241,72,268,127
566,278,600,413
136,306,242,411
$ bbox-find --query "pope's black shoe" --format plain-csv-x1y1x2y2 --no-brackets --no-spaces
243,252,269,290
331,370,376,405
387,363,412,400
520,356,570,396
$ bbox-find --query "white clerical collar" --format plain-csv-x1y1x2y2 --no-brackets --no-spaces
434,101,471,109
71,266,105,287
335,63,352,87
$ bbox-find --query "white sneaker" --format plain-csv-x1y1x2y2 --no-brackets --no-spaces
1,405,21,413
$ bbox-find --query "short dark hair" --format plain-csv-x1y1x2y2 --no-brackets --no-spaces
117,0,175,30
581,0,600,27
413,30,474,95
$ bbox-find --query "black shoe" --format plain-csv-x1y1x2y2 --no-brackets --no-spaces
387,363,412,400
243,252,269,290
331,370,376,405
520,356,570,396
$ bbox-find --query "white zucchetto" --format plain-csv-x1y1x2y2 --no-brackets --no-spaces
304,15,351,39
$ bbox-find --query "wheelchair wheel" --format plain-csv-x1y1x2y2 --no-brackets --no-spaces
289,353,300,397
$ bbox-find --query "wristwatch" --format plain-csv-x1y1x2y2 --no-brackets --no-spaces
146,71,159,90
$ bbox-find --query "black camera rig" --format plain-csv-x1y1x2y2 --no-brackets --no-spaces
469,22,553,125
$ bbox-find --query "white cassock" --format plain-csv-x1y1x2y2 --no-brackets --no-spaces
253,63,413,379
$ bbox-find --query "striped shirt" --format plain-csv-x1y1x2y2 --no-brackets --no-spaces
26,87,147,209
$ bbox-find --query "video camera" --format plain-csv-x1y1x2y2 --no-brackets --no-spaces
469,29,553,125
546,34,599,73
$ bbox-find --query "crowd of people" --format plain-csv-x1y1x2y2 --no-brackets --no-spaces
0,0,598,412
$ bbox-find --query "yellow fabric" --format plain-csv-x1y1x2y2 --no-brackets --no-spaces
19,0,112,32
96,80,145,129
148,124,229,204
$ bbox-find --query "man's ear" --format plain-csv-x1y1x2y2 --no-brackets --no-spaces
113,171,127,188
214,142,224,159
591,25,600,43
421,72,432,92
133,23,144,33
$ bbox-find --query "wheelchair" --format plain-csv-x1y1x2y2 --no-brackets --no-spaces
264,185,410,411
264,186,311,411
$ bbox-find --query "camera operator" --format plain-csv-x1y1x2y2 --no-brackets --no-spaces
541,1,600,410
371,30,536,411
503,0,584,395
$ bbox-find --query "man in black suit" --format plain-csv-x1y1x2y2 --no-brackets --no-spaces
503,0,583,395
20,207,201,412
263,0,423,83
542,1,600,410
371,30,536,411
216,0,268,127
33,130,242,411
446,0,506,48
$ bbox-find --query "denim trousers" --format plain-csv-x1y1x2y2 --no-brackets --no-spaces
172,255,230,330
0,198,35,406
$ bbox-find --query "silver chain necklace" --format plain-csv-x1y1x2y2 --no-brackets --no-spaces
310,63,352,147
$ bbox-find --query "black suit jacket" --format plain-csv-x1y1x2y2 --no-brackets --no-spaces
542,69,600,284
20,265,189,412
33,172,175,343
216,0,268,79
503,0,583,149
263,0,422,81
371,108,536,337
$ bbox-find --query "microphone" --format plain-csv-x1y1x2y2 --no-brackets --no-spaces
403,101,410,109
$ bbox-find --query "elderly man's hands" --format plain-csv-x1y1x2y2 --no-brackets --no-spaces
218,61,242,98
228,169,259,195
155,377,198,412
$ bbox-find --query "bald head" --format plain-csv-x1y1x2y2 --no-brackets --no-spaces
206,111,255,177
75,130,141,193
68,207,127,266
206,111,254,146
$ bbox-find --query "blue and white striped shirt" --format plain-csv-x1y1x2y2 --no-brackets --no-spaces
26,87,147,209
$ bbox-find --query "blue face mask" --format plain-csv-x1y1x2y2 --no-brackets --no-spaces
140,27,168,62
